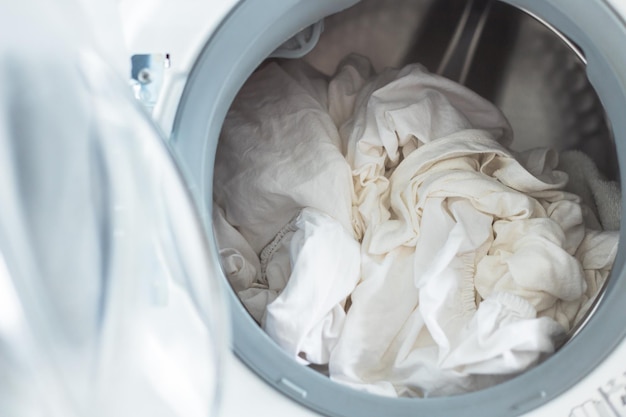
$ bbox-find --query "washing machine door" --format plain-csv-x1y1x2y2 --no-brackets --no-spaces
0,2,227,417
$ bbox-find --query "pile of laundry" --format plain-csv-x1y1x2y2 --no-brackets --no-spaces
212,55,619,397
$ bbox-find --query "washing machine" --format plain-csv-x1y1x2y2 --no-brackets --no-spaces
118,0,626,416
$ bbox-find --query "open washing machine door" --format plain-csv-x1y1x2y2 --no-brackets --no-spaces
0,2,228,417
121,0,626,416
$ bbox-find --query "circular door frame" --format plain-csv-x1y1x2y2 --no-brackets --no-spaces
172,0,626,415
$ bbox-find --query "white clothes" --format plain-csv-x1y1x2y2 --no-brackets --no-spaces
337,60,513,239
558,149,621,231
262,208,360,365
214,206,360,365
213,61,355,253
330,132,606,397
214,56,619,397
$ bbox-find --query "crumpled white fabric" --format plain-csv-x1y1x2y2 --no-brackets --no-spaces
262,208,360,365
214,206,360,365
558,149,621,231
213,60,355,253
213,55,619,397
212,60,362,365
329,131,605,397
339,59,513,240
